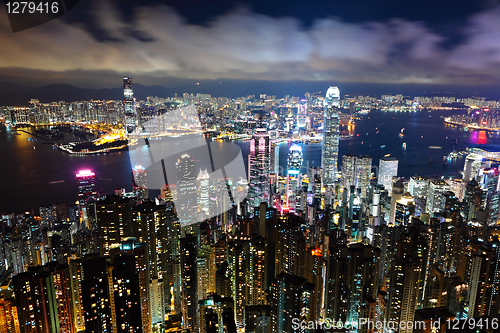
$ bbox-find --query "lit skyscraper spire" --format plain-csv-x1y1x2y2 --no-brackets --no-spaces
123,76,137,133
321,86,340,185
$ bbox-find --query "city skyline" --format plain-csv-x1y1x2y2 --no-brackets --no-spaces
3,0,500,332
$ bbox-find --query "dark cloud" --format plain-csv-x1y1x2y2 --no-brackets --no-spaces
1,0,500,87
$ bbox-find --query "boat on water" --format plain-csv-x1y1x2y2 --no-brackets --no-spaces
49,180,65,184
402,142,407,149
380,145,386,148
399,133,404,138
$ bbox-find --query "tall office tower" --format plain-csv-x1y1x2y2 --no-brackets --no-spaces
248,129,271,208
287,145,303,176
409,176,430,198
227,239,249,332
481,168,500,225
0,295,20,333
341,155,356,192
76,169,96,203
132,164,148,203
341,155,372,198
69,259,85,332
378,156,398,192
96,194,132,256
270,143,280,175
321,86,341,186
296,100,307,129
426,180,451,215
76,169,97,228
176,154,197,225
355,156,372,198
286,145,303,211
198,169,210,216
180,234,199,332
12,262,74,333
269,273,314,333
463,153,483,181
123,76,137,133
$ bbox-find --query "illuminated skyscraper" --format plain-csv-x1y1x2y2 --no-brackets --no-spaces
176,154,197,225
296,100,307,128
198,169,210,216
248,129,271,208
132,164,148,203
321,86,341,185
463,153,483,182
287,145,303,176
123,76,137,133
341,154,372,198
76,169,97,229
378,156,398,193
76,169,96,204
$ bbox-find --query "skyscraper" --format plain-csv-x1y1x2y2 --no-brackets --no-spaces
123,76,137,133
287,145,303,176
198,169,210,216
296,100,307,129
132,164,148,203
321,86,341,185
76,169,96,204
378,156,398,192
76,169,96,229
341,154,372,198
176,154,197,225
248,129,271,208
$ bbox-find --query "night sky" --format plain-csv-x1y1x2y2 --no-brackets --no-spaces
1,0,500,90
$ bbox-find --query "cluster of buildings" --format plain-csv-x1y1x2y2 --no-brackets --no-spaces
445,108,500,130
2,83,500,333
